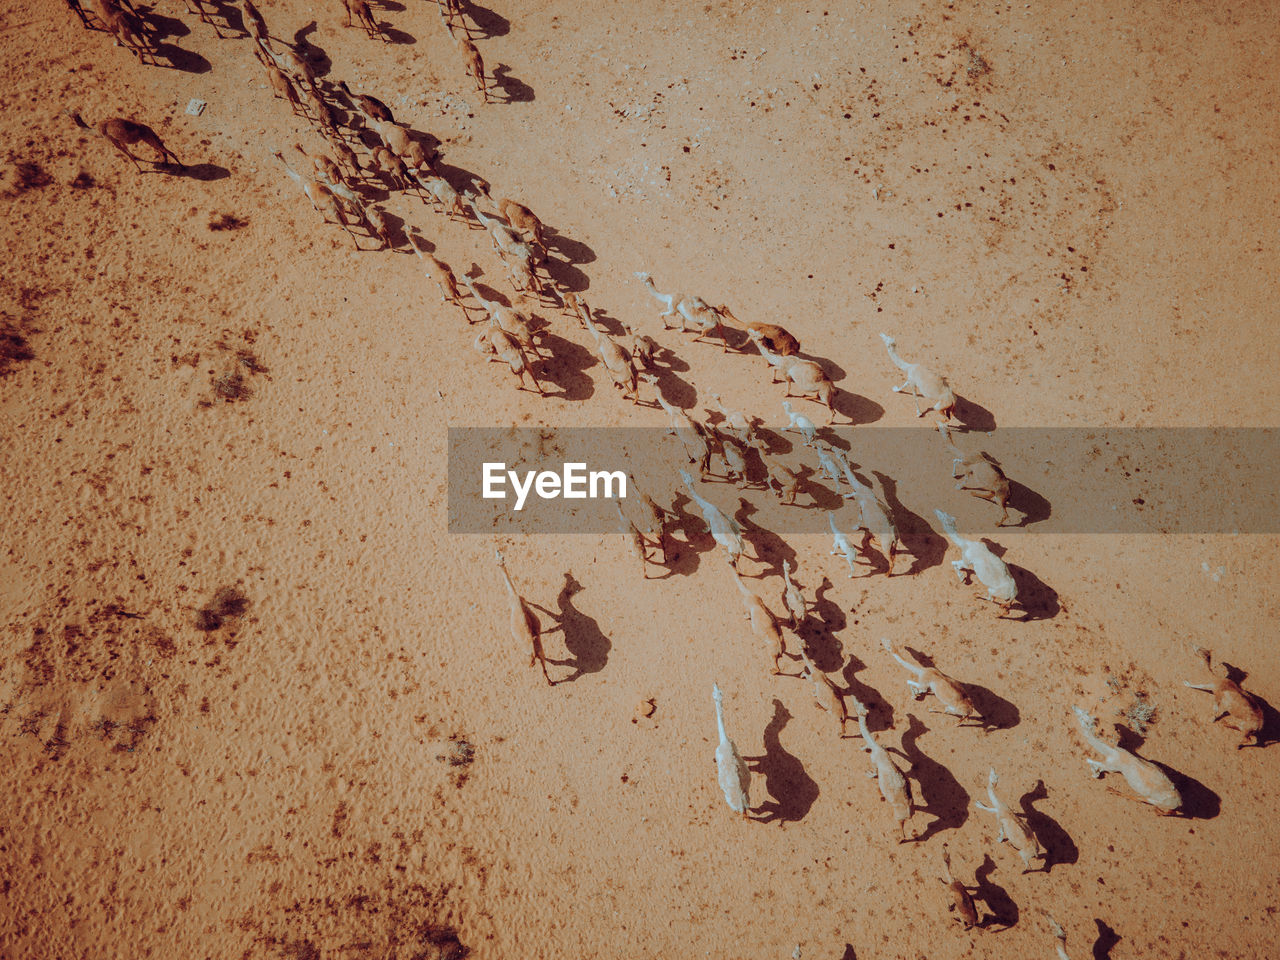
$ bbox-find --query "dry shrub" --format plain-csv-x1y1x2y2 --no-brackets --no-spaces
208,213,249,231
195,586,250,631
0,160,52,198
0,317,35,377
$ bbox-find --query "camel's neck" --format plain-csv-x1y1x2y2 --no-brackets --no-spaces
1076,715,1108,754
498,566,519,607
885,344,909,372
713,698,729,746
858,714,876,748
892,647,923,678
986,781,1003,809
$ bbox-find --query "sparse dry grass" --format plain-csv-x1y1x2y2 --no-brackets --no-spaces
1124,694,1157,735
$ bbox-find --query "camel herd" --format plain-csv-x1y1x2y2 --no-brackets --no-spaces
61,1,1269,955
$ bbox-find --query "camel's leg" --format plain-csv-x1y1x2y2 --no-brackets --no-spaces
532,639,553,685
335,212,361,248
108,138,144,171
147,136,181,167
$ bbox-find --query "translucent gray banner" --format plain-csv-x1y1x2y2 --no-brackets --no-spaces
446,427,1279,534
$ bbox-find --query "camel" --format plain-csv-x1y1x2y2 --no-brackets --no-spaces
880,333,958,421
475,181,546,252
273,152,361,246
343,0,383,39
338,80,394,123
749,329,842,423
495,550,553,684
937,422,1012,525
715,304,800,355
457,36,488,103
1072,706,1182,814
634,272,728,348
410,241,469,320
1183,645,1265,748
72,113,181,171
582,305,639,401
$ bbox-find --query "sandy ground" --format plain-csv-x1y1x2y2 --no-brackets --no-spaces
2,0,1278,957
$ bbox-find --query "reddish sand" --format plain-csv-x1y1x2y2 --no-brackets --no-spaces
2,1,1277,958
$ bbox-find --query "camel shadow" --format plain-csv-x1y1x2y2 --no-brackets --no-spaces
542,573,610,683
136,4,189,40
543,228,597,267
153,42,212,72
662,492,712,576
1114,724,1220,819
874,470,947,575
293,21,332,78
842,655,893,733
834,389,884,426
1018,779,1077,872
646,374,699,422
405,227,435,253
379,25,417,44
900,645,1020,731
533,333,596,402
201,0,248,36
153,162,229,181
734,497,793,579
805,477,846,513
954,395,997,432
964,682,1020,731
458,0,510,37
491,63,535,102
898,714,969,841
743,699,819,824
1154,759,1220,819
973,854,1018,930
1008,479,1053,527
1092,919,1121,959
794,579,846,671
1005,560,1060,621
542,256,590,296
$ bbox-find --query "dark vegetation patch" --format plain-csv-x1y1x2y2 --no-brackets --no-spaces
208,212,249,231
195,586,250,631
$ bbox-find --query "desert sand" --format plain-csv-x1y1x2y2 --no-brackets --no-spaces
2,1,1277,958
